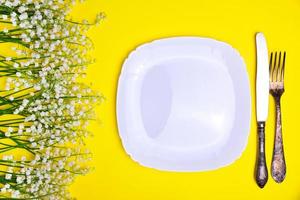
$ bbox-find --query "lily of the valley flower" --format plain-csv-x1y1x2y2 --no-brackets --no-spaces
0,0,103,199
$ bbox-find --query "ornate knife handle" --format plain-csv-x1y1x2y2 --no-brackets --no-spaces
256,121,268,188
271,99,286,183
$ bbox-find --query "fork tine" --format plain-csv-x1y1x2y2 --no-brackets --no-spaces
273,52,278,82
281,52,286,82
277,52,282,82
269,52,273,81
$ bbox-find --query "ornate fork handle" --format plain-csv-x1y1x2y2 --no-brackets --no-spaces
271,97,286,183
256,122,268,188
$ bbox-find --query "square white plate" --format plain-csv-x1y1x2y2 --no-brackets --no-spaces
117,37,251,172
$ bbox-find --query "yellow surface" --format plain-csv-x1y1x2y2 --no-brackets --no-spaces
69,0,300,199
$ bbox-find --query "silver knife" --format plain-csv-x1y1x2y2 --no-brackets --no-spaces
255,32,269,188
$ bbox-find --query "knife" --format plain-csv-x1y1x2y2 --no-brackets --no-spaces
255,32,269,188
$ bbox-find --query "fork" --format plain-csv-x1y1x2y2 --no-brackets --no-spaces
269,51,286,183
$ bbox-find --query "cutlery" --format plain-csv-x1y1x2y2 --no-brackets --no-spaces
255,32,269,188
269,51,287,183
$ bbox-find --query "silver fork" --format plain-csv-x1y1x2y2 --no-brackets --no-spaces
269,51,286,183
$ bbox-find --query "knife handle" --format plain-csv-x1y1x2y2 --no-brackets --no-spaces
256,121,268,188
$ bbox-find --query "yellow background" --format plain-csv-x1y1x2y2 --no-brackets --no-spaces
69,0,300,199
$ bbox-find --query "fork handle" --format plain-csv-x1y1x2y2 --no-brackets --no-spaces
271,98,286,183
256,121,268,188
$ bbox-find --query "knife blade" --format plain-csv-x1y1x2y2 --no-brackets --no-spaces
255,32,269,188
256,32,269,122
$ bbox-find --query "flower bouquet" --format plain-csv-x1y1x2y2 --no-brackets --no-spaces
0,0,103,199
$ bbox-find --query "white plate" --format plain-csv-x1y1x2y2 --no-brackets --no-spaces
117,37,251,172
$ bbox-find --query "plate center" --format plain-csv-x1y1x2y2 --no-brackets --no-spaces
141,57,235,149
